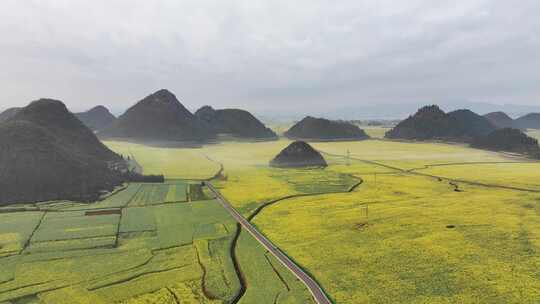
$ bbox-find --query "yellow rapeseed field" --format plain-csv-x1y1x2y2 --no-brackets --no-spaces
176,138,540,303
71,138,537,303
103,140,316,304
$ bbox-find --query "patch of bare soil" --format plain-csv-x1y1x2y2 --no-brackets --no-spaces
355,223,369,230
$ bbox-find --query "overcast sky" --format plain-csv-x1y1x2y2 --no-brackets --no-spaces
1,0,539,114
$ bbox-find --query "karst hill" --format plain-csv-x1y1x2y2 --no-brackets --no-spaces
385,105,496,141
75,105,116,132
515,113,540,130
472,128,540,158
483,111,517,129
284,116,369,141
100,89,215,142
195,105,277,140
0,107,21,123
0,99,125,204
270,141,327,168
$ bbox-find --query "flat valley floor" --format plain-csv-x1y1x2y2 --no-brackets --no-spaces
1,129,539,303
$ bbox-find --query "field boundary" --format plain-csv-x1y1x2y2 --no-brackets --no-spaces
205,182,333,304
247,179,363,222
319,151,540,193
229,223,247,304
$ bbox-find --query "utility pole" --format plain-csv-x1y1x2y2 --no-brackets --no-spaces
374,173,377,193
366,204,369,225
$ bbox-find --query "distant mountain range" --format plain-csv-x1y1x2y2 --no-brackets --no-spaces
385,105,497,141
385,105,540,158
75,105,116,132
256,101,540,121
483,112,518,129
515,113,540,130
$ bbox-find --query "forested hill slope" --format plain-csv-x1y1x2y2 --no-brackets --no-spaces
285,116,369,141
386,105,496,141
0,99,124,204
195,105,277,140
472,128,540,158
0,107,21,123
75,105,116,131
515,113,540,130
101,89,215,142
484,111,517,129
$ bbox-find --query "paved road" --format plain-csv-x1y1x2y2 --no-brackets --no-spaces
204,182,332,304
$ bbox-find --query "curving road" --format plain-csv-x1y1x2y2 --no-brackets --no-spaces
204,182,332,304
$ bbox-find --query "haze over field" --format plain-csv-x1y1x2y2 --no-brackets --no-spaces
2,2,540,303
1,1,540,118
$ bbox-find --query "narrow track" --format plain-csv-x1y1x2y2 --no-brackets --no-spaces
205,182,332,304
247,179,363,222
320,151,540,193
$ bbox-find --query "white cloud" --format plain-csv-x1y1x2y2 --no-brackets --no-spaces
0,0,539,113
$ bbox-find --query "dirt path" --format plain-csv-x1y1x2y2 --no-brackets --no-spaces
247,179,363,221
319,151,540,193
405,161,538,173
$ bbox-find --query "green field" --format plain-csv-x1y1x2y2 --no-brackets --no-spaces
358,126,390,138
2,137,539,303
0,141,314,304
0,181,244,303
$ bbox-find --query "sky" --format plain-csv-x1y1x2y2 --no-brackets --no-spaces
1,0,539,116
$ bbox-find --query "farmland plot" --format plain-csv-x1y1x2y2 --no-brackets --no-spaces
244,143,540,303
119,207,156,233
31,213,119,243
417,162,540,191
0,180,248,303
0,212,44,257
164,183,188,203
189,183,214,201
194,238,241,302
129,184,170,206
236,231,315,304
152,139,539,303
67,183,142,211
153,203,194,248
